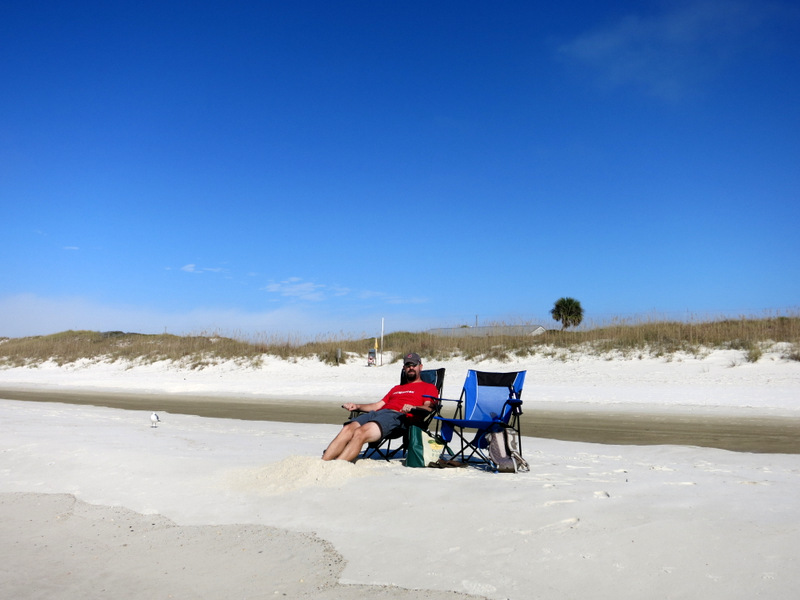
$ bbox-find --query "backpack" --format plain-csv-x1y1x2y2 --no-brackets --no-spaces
486,427,529,473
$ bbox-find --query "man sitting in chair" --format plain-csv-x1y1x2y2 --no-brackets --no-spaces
322,352,439,461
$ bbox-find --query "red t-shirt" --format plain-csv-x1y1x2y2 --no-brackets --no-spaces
380,381,440,413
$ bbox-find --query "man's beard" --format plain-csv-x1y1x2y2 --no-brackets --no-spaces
405,369,418,382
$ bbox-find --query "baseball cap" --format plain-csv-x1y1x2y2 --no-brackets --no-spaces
403,352,422,365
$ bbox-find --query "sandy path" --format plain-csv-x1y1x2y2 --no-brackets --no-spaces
2,387,799,454
0,492,483,600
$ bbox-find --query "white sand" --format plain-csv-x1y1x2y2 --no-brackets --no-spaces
2,349,799,599
1,346,798,413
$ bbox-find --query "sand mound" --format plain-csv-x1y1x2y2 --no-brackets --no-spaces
229,455,381,494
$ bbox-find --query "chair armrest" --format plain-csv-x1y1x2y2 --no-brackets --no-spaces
505,398,523,416
421,395,442,411
435,396,462,404
408,406,441,430
409,406,432,415
350,406,436,420
348,407,366,419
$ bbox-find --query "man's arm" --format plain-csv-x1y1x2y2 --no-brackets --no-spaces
400,399,434,413
342,400,386,412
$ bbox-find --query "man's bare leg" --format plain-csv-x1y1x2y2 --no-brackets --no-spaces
336,421,382,462
322,422,360,461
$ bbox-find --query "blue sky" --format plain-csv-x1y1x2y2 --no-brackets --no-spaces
2,0,799,340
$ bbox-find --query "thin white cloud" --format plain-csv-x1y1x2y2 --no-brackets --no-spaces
263,277,327,301
63,246,79,251
180,264,227,275
262,278,428,306
174,266,412,306
386,295,429,306
357,290,385,300
557,0,781,99
330,285,351,297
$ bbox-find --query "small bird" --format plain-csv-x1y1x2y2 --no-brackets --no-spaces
150,412,161,428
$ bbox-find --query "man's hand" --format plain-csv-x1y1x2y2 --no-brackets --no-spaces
342,402,358,411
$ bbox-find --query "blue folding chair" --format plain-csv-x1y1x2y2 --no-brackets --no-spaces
353,367,445,460
434,370,526,469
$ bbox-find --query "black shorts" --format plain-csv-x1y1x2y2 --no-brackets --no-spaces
347,410,405,439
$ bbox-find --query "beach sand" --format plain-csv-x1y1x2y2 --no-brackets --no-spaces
2,351,799,598
0,492,482,600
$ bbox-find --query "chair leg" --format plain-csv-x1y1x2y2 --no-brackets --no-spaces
442,427,504,470
361,435,405,461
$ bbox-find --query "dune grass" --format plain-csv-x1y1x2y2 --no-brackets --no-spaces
1,315,799,368
391,315,800,363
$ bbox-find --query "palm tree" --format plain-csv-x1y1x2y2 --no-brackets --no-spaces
550,297,584,330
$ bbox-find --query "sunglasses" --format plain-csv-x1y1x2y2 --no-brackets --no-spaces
404,362,419,368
